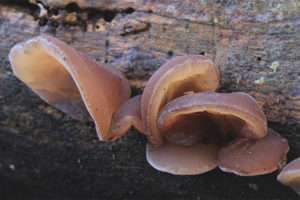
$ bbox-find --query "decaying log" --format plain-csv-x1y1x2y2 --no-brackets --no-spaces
0,0,299,199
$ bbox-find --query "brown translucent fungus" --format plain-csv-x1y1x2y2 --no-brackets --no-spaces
9,35,130,141
218,128,289,176
146,140,220,175
150,91,275,175
157,92,267,143
108,95,145,140
277,157,300,195
141,55,220,146
141,55,288,177
160,114,216,147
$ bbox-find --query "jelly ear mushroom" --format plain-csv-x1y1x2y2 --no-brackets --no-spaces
141,55,220,146
9,35,130,141
157,92,267,142
218,129,289,176
108,95,145,140
148,91,267,175
277,157,300,196
146,140,220,175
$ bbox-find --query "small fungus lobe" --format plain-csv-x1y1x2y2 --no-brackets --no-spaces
277,157,300,196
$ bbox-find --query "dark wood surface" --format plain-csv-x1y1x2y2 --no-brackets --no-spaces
0,0,299,199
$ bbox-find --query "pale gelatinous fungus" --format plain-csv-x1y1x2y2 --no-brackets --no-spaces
147,141,220,175
277,157,300,196
109,95,145,140
9,35,131,141
218,128,289,176
142,55,289,175
10,36,291,178
157,92,267,143
141,55,220,146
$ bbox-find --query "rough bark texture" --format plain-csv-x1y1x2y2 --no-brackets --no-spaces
0,0,299,199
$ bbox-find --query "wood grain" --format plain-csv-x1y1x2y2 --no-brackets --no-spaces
0,1,299,199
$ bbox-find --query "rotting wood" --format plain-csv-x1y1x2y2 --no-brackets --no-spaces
0,1,299,199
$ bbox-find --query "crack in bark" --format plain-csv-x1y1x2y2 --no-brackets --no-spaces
105,35,109,64
120,22,151,36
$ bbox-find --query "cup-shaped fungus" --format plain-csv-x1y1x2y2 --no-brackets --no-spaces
218,128,289,176
9,35,131,141
147,141,220,175
277,157,300,196
142,56,289,175
141,55,220,146
156,92,267,144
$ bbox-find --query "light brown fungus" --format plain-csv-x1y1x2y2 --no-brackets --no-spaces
109,95,145,140
9,35,131,141
219,128,289,176
147,140,220,175
141,55,220,146
157,92,267,142
9,37,290,177
142,56,289,176
277,157,300,196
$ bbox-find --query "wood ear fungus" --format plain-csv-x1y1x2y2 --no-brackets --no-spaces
9,35,131,141
141,55,220,146
9,36,290,178
108,95,145,140
142,56,289,176
147,141,220,175
218,128,289,176
157,92,267,143
277,157,300,196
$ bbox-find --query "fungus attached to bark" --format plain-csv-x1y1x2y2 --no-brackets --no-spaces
10,39,290,178
9,35,131,141
277,157,300,196
218,128,289,176
147,92,269,175
147,140,220,175
108,95,145,140
141,55,289,176
141,55,220,146
157,92,267,143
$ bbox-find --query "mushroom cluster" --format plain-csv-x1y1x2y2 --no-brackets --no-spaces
9,35,291,179
137,55,290,176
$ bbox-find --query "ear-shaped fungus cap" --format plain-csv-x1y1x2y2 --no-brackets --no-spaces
147,92,272,175
157,92,267,142
277,157,300,195
218,128,289,176
9,35,130,141
146,140,220,175
141,55,220,146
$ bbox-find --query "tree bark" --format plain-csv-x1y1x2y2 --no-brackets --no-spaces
0,0,299,199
